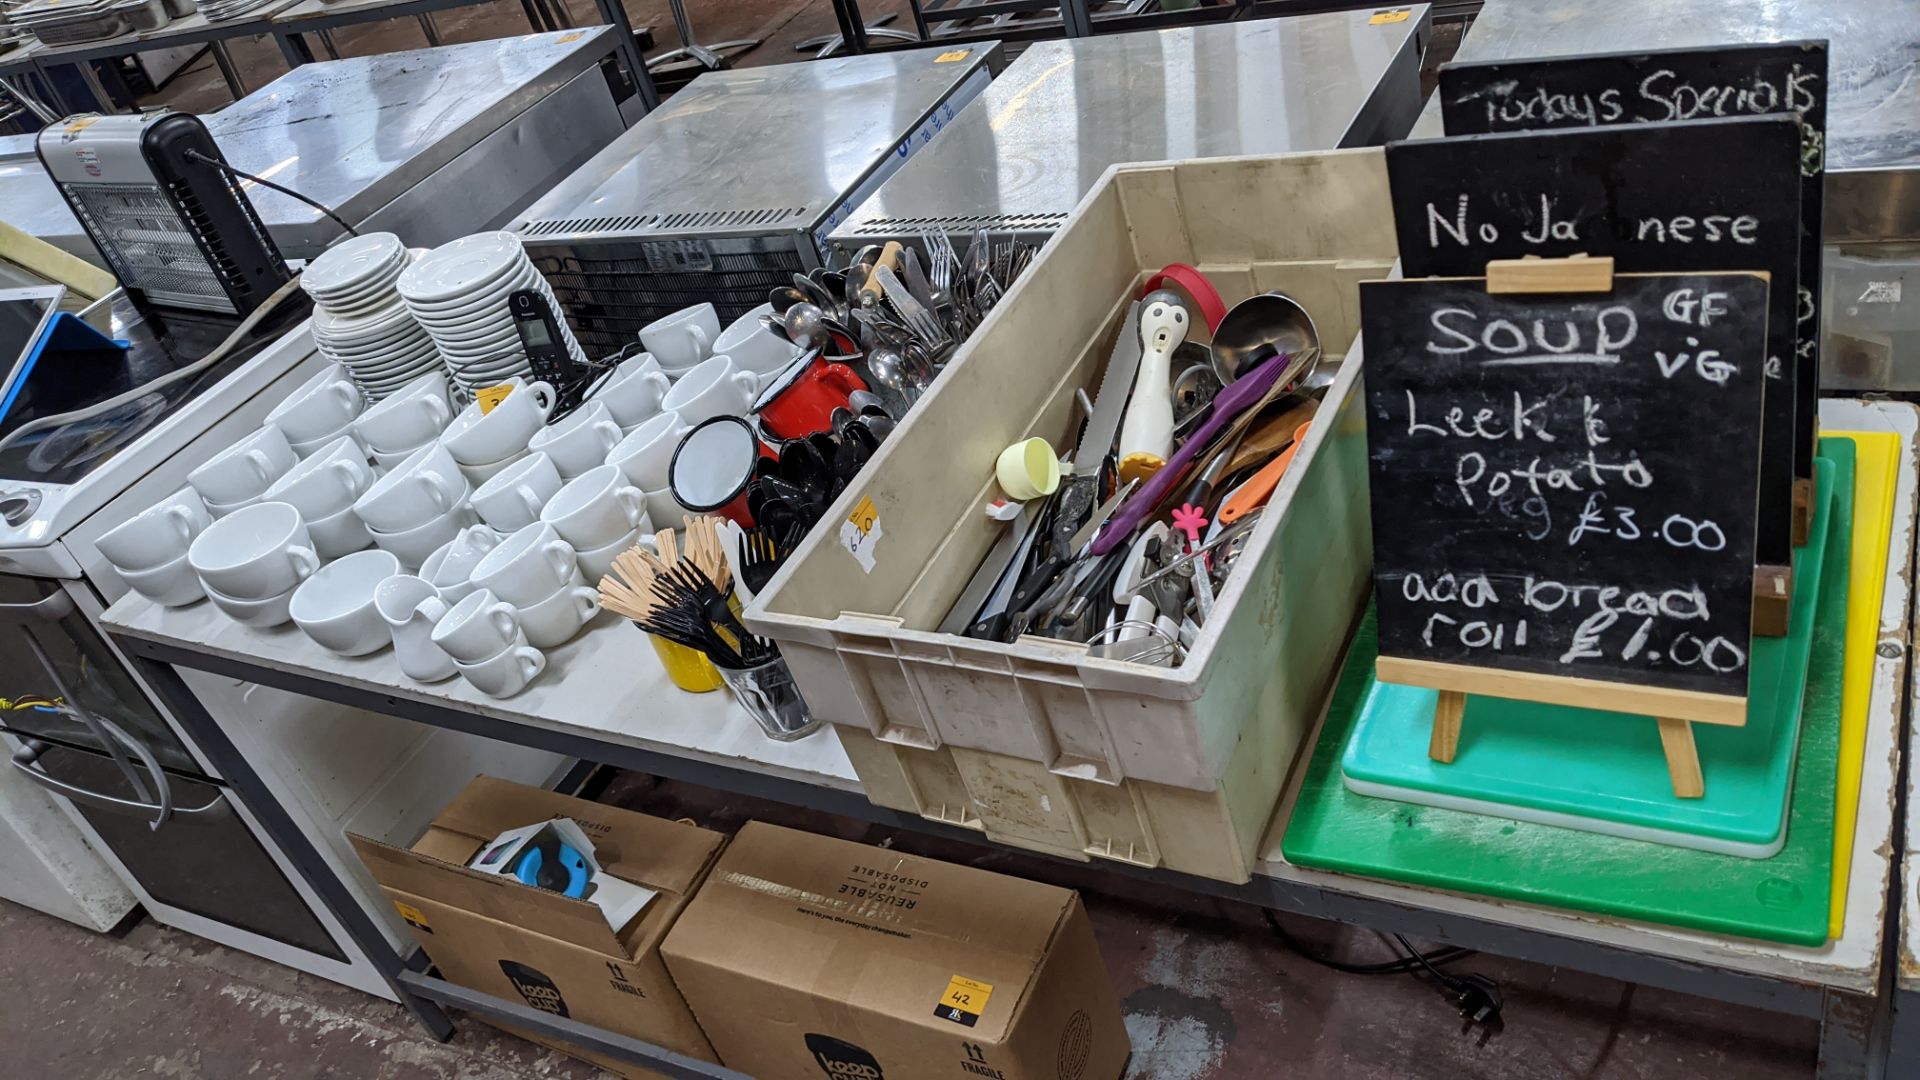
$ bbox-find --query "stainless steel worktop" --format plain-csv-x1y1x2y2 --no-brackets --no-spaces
829,9,1430,245
1430,0,1920,241
512,45,1001,245
1,27,628,261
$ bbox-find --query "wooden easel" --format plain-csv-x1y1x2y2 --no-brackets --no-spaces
1390,255,1751,799
1389,657,1745,798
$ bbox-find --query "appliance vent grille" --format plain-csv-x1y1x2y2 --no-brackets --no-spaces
65,181,230,306
533,247,806,359
520,207,807,237
836,212,1071,236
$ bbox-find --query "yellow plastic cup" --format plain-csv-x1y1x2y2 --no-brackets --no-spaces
647,632,725,693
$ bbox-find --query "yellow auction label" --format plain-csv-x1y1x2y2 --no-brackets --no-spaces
1369,8,1412,22
476,384,515,415
935,975,993,1027
934,49,972,63
847,495,878,534
392,901,432,933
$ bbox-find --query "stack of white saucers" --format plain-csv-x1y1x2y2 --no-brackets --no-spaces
302,233,444,401
397,232,586,399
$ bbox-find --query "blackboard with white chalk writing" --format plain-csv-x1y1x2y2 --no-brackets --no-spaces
1437,41,1828,532
1384,116,1801,570
1361,271,1771,698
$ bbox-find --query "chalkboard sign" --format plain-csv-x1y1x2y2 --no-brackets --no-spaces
1384,117,1801,573
1437,41,1828,538
1362,270,1771,712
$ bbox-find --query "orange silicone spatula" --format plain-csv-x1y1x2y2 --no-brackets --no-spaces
1218,420,1312,525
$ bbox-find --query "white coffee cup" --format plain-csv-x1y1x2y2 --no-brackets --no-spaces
420,537,480,606
374,574,456,682
431,586,521,663
661,354,759,426
458,450,528,488
472,452,562,533
440,378,556,466
290,549,400,656
368,505,472,569
306,503,374,559
352,371,452,454
432,523,504,583
454,633,546,698
642,486,687,532
470,520,575,607
97,488,212,573
353,442,466,533
265,363,364,444
189,426,298,505
540,465,649,551
262,436,375,521
574,526,642,585
606,411,691,492
205,580,298,628
527,399,621,480
588,355,672,428
188,501,318,599
203,493,262,519
289,423,365,460
119,552,205,607
640,303,719,374
714,303,802,381
513,572,599,649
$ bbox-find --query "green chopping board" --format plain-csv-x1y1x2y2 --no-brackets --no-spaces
1281,440,1853,946
1338,458,1838,858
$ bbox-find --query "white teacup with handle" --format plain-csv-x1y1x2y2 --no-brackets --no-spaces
353,442,466,533
470,520,577,607
661,354,758,426
713,303,802,385
607,411,691,492
352,370,452,454
97,488,212,573
640,303,719,375
265,363,364,445
431,587,522,664
439,378,557,466
588,353,673,428
472,452,563,533
189,426,297,505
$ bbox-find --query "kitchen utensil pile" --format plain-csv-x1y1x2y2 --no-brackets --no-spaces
941,272,1327,667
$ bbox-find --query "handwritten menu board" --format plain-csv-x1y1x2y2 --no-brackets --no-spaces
1362,272,1771,701
1384,117,1802,569
1437,41,1828,529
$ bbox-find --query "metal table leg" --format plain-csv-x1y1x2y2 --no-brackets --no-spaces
124,656,456,1044
415,13,442,46
648,0,759,72
794,11,920,59
273,31,317,67
317,30,342,59
75,60,115,112
1059,0,1093,36
586,0,659,114
209,40,247,99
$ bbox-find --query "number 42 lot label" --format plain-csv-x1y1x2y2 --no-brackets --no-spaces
1360,272,1771,697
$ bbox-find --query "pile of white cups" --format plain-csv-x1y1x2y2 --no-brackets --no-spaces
93,293,804,700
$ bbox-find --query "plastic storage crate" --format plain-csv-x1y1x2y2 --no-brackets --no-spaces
747,149,1397,838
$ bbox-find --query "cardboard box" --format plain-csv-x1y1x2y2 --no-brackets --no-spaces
660,822,1130,1080
349,777,726,1077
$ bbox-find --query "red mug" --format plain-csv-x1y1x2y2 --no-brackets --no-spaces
669,415,775,528
751,349,868,440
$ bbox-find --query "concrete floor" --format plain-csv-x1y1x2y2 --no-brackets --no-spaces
0,769,1822,1079
8,8,1816,1079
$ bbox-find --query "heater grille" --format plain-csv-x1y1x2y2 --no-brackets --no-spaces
65,181,234,310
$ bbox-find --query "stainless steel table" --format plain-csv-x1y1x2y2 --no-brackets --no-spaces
98,391,1918,1078
830,7,1429,250
22,3,303,111
1,30,632,262
268,0,660,116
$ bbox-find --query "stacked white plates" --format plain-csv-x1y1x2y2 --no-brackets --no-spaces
303,233,445,401
397,232,586,400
